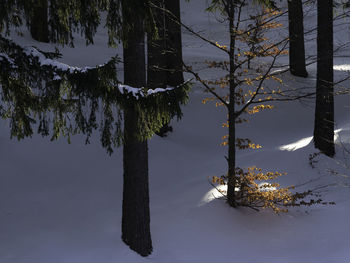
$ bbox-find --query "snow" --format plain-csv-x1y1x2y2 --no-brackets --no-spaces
146,87,174,95
279,129,345,151
334,64,350,71
24,46,92,73
279,135,313,151
1,1,350,263
118,84,143,98
117,84,175,99
3,40,181,96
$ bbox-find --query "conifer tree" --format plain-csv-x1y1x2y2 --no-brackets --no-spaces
1,0,104,46
1,0,189,256
121,0,152,256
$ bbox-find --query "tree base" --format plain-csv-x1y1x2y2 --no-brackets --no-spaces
122,236,153,257
314,140,335,158
290,69,308,78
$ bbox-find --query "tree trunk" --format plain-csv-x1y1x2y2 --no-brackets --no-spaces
150,0,174,137
164,0,184,87
314,0,334,157
288,0,308,77
148,0,167,89
227,1,237,207
121,1,153,256
30,0,49,43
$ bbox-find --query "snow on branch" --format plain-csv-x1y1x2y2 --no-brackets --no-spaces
0,36,191,152
118,79,191,99
1,35,190,100
24,47,93,75
0,36,118,82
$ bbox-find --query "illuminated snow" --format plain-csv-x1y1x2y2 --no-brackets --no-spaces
278,136,313,151
279,129,342,151
199,185,227,206
334,64,350,71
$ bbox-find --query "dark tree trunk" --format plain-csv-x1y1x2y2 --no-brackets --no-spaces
150,0,174,137
288,0,308,77
148,0,167,89
314,0,334,157
30,0,49,43
121,1,152,257
227,1,237,207
164,0,184,87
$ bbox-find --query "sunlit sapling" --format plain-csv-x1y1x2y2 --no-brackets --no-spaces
185,1,313,212
240,7,281,69
212,167,294,213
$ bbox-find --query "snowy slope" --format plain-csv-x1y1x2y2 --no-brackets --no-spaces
1,1,350,263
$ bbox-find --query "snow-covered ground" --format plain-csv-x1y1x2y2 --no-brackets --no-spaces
1,1,350,262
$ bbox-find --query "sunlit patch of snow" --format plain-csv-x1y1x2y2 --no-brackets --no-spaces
279,129,342,151
199,185,227,206
270,67,289,75
279,136,313,151
334,64,350,71
334,129,342,143
199,182,278,206
334,127,350,144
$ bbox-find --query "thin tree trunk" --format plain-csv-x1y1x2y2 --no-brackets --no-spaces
30,0,49,42
165,0,184,87
227,1,237,207
121,1,152,256
314,0,334,157
288,0,308,77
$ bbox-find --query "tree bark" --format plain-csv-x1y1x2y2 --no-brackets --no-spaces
148,0,167,89
314,0,334,157
288,0,308,77
227,1,237,207
164,0,184,87
121,1,152,256
150,0,175,137
30,0,49,43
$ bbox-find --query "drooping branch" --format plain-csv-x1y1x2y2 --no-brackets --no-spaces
0,36,190,153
